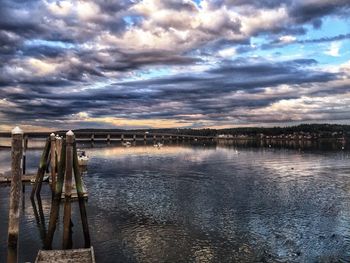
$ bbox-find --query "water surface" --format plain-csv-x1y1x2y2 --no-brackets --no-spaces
1,141,350,262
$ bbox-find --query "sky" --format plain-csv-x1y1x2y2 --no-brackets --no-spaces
1,0,350,131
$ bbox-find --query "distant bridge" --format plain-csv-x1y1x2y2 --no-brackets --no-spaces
0,131,216,142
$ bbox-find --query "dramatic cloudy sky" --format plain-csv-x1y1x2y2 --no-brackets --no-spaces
1,0,350,131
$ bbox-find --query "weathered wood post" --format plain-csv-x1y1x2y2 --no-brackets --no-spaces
133,134,136,141
45,139,66,250
31,138,51,199
153,135,156,141
7,126,23,263
170,136,172,141
144,134,147,141
73,142,91,248
90,133,94,142
22,135,28,193
50,133,56,192
161,135,165,141
56,136,62,163
107,134,111,144
121,134,124,142
63,130,74,249
22,135,28,175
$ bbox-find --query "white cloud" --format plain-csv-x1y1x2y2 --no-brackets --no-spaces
325,42,341,57
279,35,296,44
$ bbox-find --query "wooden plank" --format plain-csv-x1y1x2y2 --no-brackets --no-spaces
0,175,37,183
35,247,95,263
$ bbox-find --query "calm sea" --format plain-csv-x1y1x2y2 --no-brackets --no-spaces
0,140,350,262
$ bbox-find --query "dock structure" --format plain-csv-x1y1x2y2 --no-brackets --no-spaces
0,131,216,146
35,247,95,263
3,127,92,262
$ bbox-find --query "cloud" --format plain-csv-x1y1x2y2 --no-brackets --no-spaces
0,0,350,130
325,42,342,57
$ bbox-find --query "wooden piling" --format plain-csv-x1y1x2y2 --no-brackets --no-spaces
121,134,124,141
133,134,136,141
45,140,66,250
50,133,56,192
73,142,91,248
153,135,156,141
22,135,28,193
63,130,74,249
22,135,28,175
90,134,94,142
31,138,51,199
7,127,23,262
144,134,147,141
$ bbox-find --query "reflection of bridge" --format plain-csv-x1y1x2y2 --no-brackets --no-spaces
0,131,215,142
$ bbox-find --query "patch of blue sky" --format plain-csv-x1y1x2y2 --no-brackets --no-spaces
123,15,143,27
123,67,174,82
314,39,350,65
192,0,202,6
300,17,350,41
24,39,75,49
239,40,305,62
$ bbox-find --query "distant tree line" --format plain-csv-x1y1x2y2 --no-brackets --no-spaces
71,124,350,138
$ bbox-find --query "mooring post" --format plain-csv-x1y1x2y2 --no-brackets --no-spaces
22,135,28,175
7,127,23,262
73,142,91,248
31,138,51,199
45,139,66,250
56,136,62,163
63,130,74,249
50,133,56,192
22,135,28,193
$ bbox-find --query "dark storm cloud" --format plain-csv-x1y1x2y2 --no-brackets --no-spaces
289,0,350,24
0,57,341,124
0,0,350,129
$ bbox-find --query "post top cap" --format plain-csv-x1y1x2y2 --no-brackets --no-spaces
66,130,74,136
11,126,23,135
